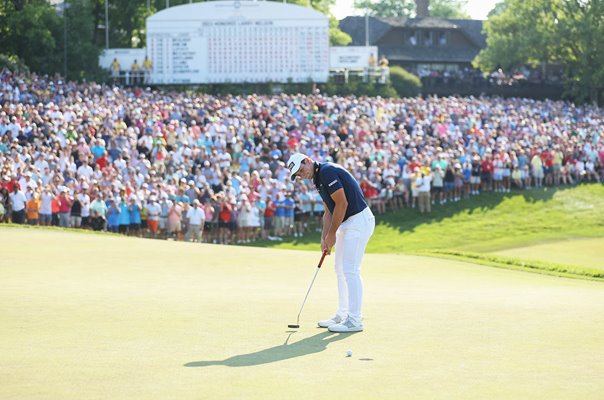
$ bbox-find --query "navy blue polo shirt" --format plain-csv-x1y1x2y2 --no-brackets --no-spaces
313,162,367,222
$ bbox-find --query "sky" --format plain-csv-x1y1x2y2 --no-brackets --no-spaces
330,0,500,20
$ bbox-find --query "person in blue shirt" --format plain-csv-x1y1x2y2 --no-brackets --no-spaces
106,199,120,233
287,153,375,333
273,193,287,238
117,198,130,235
283,192,295,237
128,198,142,237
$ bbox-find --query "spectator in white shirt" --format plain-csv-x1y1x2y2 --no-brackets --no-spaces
9,184,27,224
77,160,94,181
78,186,91,228
416,171,432,214
185,199,205,243
40,186,53,225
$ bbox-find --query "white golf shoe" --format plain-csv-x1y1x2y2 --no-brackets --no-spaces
317,315,345,328
328,318,363,333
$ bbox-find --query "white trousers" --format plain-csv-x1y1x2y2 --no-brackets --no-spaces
334,207,375,323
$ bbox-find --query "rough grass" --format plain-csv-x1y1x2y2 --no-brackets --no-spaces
255,184,604,280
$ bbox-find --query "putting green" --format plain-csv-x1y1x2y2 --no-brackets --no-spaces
1,228,604,399
492,238,604,271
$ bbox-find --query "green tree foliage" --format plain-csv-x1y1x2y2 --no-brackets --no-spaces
353,0,416,18
474,0,604,104
65,0,102,80
429,0,470,19
0,0,62,75
388,66,421,97
353,0,469,18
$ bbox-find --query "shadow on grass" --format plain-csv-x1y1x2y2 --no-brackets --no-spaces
253,185,579,248
184,331,355,367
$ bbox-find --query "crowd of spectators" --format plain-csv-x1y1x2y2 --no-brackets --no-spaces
1,69,602,243
415,66,565,88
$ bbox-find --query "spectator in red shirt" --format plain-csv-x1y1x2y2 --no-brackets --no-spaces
57,187,73,227
481,154,494,191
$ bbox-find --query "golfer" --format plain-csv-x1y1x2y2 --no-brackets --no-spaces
287,153,375,332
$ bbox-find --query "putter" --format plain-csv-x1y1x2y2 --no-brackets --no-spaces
288,251,328,329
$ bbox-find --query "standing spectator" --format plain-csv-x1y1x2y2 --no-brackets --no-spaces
431,166,444,205
110,58,121,84
90,193,107,231
186,199,205,243
168,201,183,241
470,155,482,195
481,154,494,192
39,186,53,226
146,197,160,239
57,187,73,227
128,198,142,237
218,197,234,244
9,184,27,224
70,192,82,228
531,151,544,187
416,171,432,214
117,198,130,235
79,186,91,229
283,192,295,237
142,56,153,84
273,192,287,238
26,192,40,225
159,195,170,239
203,199,216,243
106,199,120,233
264,196,276,240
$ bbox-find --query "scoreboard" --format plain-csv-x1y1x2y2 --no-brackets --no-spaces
146,1,329,84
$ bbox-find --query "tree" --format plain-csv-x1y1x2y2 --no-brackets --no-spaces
65,0,102,80
353,0,469,18
430,0,470,19
473,0,604,104
353,0,416,18
0,0,62,75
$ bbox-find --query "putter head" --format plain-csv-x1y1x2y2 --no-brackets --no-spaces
287,324,300,329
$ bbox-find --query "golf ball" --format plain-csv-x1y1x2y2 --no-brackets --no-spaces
346,350,352,357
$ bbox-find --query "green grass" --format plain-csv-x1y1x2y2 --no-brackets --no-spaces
2,229,604,399
492,238,604,271
254,184,604,280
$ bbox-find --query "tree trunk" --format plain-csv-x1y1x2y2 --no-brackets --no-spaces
415,0,429,17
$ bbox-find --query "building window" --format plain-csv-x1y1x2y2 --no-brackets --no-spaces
423,31,433,46
408,31,418,46
438,31,447,46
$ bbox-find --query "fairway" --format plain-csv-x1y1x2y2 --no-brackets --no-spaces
492,238,604,271
2,228,604,399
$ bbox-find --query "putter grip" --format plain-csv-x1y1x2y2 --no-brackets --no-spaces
317,251,328,269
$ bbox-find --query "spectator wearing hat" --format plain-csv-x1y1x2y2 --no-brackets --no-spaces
185,199,205,243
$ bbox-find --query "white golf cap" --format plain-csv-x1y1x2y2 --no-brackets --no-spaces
287,153,307,181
